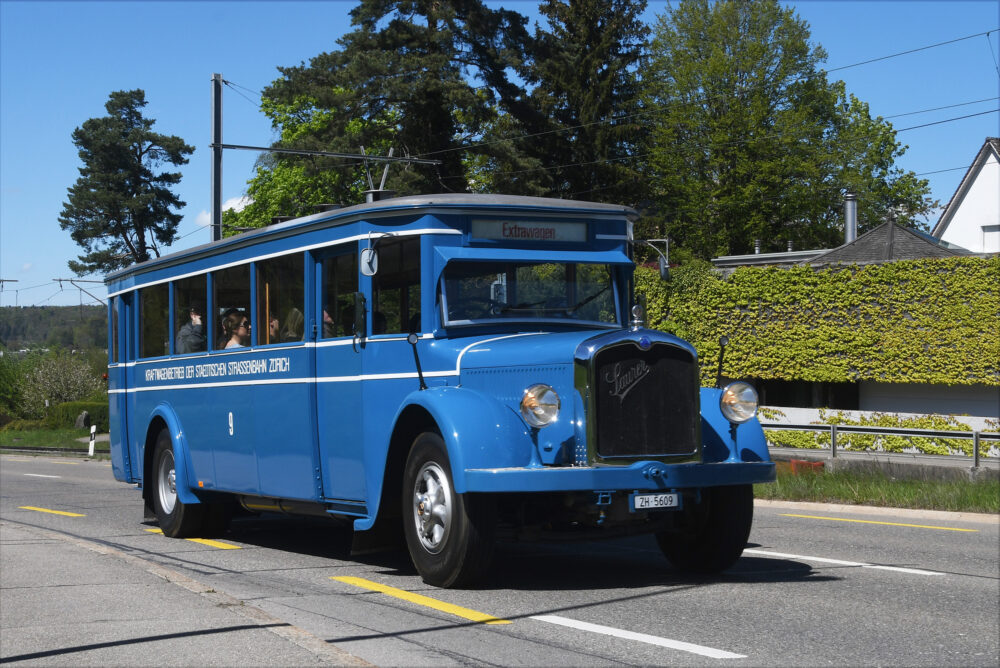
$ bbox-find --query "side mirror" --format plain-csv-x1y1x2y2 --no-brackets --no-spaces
658,256,670,281
360,248,379,276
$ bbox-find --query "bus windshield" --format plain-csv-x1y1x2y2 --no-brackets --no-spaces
441,261,618,326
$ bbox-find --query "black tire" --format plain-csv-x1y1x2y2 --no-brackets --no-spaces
401,432,496,588
151,429,205,538
656,484,753,574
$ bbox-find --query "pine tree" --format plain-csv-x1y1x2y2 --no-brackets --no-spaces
59,90,194,273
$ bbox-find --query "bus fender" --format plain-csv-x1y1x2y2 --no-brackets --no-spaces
699,388,771,464
147,403,201,505
395,386,533,494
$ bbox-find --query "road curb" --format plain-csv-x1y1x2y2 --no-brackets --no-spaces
2,520,372,667
755,498,999,524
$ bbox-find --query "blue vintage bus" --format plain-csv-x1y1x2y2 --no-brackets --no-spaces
106,194,774,587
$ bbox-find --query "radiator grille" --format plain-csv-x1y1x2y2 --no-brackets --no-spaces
593,342,699,459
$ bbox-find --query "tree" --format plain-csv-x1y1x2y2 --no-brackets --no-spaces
228,0,533,230
518,0,649,203
17,351,102,419
59,90,194,274
641,0,934,258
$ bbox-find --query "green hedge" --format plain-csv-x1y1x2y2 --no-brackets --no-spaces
43,401,109,433
636,256,1000,388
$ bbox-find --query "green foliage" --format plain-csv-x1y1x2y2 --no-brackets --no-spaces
0,305,106,349
44,401,109,432
1,419,47,432
640,0,934,258
59,89,194,273
228,0,532,229
754,467,999,513
636,256,1000,388
16,350,104,419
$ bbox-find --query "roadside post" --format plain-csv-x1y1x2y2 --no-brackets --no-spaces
88,425,96,457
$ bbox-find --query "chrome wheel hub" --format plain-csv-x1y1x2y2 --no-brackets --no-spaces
157,449,177,515
412,461,452,553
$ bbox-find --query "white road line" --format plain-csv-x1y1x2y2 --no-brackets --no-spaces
743,549,943,576
24,473,61,479
531,615,746,659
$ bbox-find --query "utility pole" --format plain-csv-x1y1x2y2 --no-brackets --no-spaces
0,279,18,307
211,73,223,242
52,278,106,306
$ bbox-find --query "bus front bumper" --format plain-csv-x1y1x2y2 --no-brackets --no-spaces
462,460,775,493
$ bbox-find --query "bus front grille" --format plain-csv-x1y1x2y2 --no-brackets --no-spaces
593,342,700,460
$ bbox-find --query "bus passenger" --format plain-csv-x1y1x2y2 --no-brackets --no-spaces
220,309,249,349
176,303,206,353
281,308,304,342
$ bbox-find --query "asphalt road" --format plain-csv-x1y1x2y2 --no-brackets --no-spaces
1,453,997,666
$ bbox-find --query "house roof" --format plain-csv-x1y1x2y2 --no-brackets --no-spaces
805,220,969,266
932,137,1000,238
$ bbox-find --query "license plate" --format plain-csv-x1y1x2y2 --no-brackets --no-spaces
631,492,681,511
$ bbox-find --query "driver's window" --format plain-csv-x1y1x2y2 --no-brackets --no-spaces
321,251,358,338
372,237,421,334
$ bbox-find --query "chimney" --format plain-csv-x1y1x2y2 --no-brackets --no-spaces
844,192,858,244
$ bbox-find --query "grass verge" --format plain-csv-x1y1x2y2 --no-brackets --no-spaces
0,428,110,452
755,464,999,514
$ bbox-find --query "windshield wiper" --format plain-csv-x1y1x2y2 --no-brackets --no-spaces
566,285,609,314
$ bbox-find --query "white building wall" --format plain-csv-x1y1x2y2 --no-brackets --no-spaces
939,152,1000,253
858,381,1000,418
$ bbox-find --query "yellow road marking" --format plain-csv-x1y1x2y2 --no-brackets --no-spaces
144,528,242,549
332,576,511,625
46,460,81,465
780,513,979,532
19,506,85,517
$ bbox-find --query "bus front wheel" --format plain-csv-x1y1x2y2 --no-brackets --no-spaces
151,429,205,538
655,484,753,574
402,432,495,588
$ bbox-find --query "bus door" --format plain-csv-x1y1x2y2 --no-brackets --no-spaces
121,292,142,481
108,295,132,480
314,248,367,503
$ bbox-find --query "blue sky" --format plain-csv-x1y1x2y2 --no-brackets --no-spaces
1,0,997,307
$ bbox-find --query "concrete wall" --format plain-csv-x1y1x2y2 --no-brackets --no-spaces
858,381,1000,418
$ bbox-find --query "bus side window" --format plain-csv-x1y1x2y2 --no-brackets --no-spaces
213,264,251,350
139,284,169,358
256,253,305,344
372,237,421,334
174,275,207,354
321,252,358,338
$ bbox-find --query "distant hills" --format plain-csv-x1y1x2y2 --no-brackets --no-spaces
0,305,106,350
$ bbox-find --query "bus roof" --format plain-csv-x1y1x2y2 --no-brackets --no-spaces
105,193,639,284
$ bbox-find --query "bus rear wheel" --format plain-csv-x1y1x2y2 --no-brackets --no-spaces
402,432,495,588
151,429,206,538
655,484,753,574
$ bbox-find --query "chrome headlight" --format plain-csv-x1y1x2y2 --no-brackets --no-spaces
720,381,758,423
520,384,560,428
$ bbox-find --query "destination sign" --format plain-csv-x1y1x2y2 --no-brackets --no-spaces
471,219,586,243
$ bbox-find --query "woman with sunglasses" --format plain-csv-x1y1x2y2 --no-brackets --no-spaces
220,309,250,349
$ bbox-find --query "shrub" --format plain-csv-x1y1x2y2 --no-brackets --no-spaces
17,351,102,419
1,418,46,432
44,401,109,432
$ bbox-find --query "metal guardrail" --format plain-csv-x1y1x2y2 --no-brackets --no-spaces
760,423,1000,468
